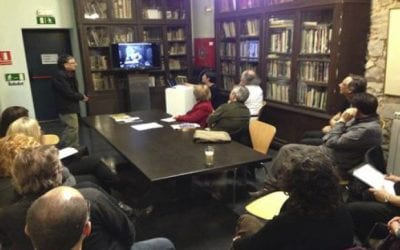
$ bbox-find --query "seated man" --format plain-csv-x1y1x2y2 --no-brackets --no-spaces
25,186,91,250
252,92,382,197
239,69,263,116
201,70,225,109
0,145,174,250
207,85,250,139
301,74,367,145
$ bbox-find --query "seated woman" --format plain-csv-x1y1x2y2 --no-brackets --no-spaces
6,117,119,192
232,150,354,250
0,106,29,137
0,134,76,208
347,174,400,245
174,84,213,128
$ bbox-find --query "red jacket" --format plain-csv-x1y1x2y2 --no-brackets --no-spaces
176,100,213,128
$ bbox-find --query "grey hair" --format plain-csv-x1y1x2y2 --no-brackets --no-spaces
241,70,260,86
231,86,249,103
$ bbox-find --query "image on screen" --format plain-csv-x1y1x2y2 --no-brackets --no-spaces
117,43,154,69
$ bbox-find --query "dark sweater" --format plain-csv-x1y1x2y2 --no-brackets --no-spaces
233,205,354,250
52,70,84,114
207,102,250,136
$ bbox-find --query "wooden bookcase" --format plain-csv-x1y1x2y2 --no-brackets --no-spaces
215,0,371,144
74,0,192,115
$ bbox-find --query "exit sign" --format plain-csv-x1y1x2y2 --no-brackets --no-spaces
37,16,56,25
5,73,25,81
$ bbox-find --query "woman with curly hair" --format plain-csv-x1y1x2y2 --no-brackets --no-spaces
232,150,354,250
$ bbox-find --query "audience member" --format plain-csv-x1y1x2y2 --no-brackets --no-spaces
174,84,213,128
347,174,400,244
201,70,224,109
251,92,382,197
6,116,119,192
25,186,91,250
232,151,354,250
0,145,175,250
0,106,28,137
239,69,263,116
53,54,89,148
207,85,250,140
301,74,367,145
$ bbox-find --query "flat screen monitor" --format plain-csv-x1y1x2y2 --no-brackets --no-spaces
111,42,161,70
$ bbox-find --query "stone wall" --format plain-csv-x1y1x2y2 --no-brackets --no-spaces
366,0,400,151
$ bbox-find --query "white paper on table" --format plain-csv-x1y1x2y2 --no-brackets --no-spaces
59,147,79,160
170,123,200,130
161,117,176,123
119,117,141,123
131,122,163,131
352,163,396,195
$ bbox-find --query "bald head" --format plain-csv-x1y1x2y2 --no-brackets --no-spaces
26,186,90,250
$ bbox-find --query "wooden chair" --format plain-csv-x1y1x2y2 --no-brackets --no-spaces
232,120,276,203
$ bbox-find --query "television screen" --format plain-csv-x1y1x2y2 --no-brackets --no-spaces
111,42,161,69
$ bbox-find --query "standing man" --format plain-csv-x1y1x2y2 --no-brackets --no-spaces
53,54,88,148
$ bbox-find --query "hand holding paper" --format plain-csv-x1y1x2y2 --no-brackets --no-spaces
353,164,396,195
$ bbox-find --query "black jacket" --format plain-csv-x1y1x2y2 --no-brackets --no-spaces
53,70,84,114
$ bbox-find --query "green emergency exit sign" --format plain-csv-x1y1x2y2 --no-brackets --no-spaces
5,73,25,81
37,16,56,25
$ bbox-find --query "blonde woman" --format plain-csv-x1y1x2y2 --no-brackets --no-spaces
6,117,118,192
174,84,213,128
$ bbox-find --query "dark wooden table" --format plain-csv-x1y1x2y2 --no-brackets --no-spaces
83,110,267,182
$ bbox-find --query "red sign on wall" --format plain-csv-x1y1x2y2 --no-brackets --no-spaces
0,51,12,65
194,38,215,69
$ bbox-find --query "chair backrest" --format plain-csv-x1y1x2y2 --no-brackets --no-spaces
249,120,276,155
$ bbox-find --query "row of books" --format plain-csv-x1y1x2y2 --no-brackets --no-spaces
269,29,292,53
87,28,110,47
167,28,185,41
219,43,236,57
238,0,262,9
168,43,186,55
222,61,236,75
168,59,185,70
299,61,329,83
239,62,257,73
165,9,186,20
222,22,236,38
112,30,136,43
223,76,236,91
112,0,132,19
240,40,259,58
219,0,237,12
92,73,115,91
267,82,290,103
241,19,260,36
143,29,162,41
90,55,108,70
142,8,163,19
297,85,327,110
269,18,294,29
84,1,108,19
301,23,332,54
267,59,291,78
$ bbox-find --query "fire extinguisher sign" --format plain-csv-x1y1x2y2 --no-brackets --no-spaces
0,51,12,65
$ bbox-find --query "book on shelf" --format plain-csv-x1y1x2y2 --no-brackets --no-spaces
169,59,184,70
113,29,135,43
299,61,329,83
90,55,108,70
113,0,132,18
267,0,293,5
301,23,332,54
239,0,261,9
268,82,289,103
297,84,327,110
219,42,236,57
221,61,236,75
240,40,259,58
220,0,236,12
169,43,186,55
143,29,162,41
269,18,294,28
223,76,236,91
87,28,109,47
167,28,185,41
270,29,292,53
242,19,260,36
222,22,236,38
267,59,291,78
143,8,162,19
84,1,108,19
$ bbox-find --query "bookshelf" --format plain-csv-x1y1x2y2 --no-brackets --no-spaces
74,0,192,115
215,0,371,143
